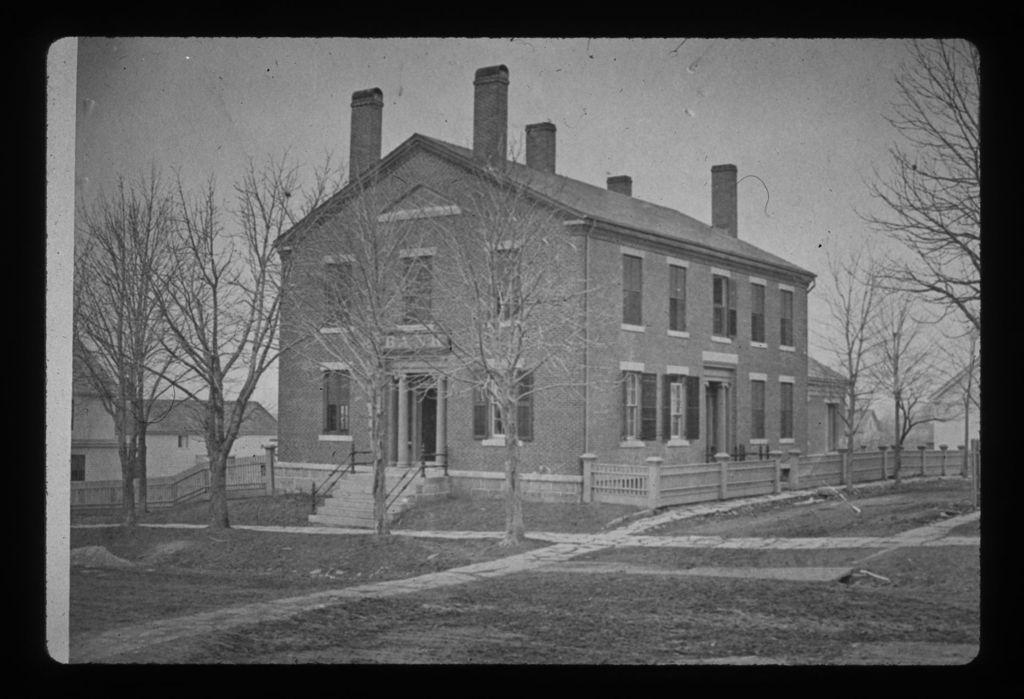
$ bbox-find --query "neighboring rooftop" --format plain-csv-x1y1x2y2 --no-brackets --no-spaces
808,356,846,385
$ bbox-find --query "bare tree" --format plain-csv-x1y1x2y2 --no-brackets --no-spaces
870,293,940,485
74,169,180,524
934,322,980,499
283,179,425,535
862,39,980,331
159,154,340,529
817,246,882,482
426,169,597,546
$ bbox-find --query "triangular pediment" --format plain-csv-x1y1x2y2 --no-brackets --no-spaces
377,185,461,222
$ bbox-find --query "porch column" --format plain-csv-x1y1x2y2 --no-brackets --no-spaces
435,375,447,467
396,373,410,467
716,382,728,455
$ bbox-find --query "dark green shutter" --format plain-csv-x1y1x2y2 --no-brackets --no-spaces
517,372,534,442
685,375,700,440
473,385,488,439
640,372,658,441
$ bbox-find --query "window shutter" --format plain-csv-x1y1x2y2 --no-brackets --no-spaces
473,385,489,439
517,372,534,442
728,278,738,337
685,375,700,440
662,374,673,441
620,371,628,440
640,372,658,441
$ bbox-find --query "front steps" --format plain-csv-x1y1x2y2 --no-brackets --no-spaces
308,467,450,528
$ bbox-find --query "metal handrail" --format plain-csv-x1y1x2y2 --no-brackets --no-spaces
385,448,448,513
311,443,373,512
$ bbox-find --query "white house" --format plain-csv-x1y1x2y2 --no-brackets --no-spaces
71,361,278,482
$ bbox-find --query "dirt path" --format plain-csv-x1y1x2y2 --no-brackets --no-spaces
70,486,979,664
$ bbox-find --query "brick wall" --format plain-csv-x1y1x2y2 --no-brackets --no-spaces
278,147,812,480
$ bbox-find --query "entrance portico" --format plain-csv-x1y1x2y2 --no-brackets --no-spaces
390,372,447,468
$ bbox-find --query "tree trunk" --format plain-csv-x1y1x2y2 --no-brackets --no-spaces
208,449,230,529
371,387,390,536
119,443,137,526
137,422,149,513
501,399,525,547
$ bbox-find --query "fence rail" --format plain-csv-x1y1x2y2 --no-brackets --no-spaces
71,455,269,510
583,446,972,509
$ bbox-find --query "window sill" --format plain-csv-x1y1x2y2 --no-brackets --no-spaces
397,323,437,333
482,437,505,447
749,438,768,445
779,438,795,445
619,439,645,448
319,434,353,442
780,345,796,352
711,336,733,344
667,329,690,339
666,439,690,447
750,341,768,349
621,323,646,333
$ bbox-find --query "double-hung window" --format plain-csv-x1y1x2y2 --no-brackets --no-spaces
622,371,657,441
668,265,687,332
323,371,351,435
751,282,766,343
750,380,766,440
780,288,794,347
622,255,643,326
780,381,794,440
495,249,522,321
712,274,737,337
661,376,685,440
402,256,433,324
473,372,534,441
324,260,352,325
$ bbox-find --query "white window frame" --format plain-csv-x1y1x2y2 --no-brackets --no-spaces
669,380,684,440
624,372,640,441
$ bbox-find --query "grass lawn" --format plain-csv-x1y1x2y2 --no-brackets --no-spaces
70,525,544,635
111,544,979,664
648,478,976,538
71,493,316,527
392,495,639,533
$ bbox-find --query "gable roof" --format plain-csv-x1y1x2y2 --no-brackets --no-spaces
279,133,815,282
930,364,980,402
807,356,846,385
145,400,278,436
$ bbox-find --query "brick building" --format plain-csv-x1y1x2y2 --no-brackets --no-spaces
275,65,816,499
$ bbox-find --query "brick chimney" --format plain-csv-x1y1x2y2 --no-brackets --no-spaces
525,122,556,173
607,175,633,197
349,88,383,181
711,164,738,237
473,65,509,165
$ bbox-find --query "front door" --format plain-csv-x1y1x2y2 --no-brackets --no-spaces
419,387,437,461
705,382,719,461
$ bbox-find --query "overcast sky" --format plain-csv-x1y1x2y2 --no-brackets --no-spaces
73,37,920,415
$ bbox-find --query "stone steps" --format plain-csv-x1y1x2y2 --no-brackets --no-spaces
310,468,446,529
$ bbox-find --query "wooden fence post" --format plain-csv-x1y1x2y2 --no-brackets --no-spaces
786,449,802,489
770,450,782,489
879,445,888,480
939,444,948,477
715,452,730,500
264,443,277,495
917,445,926,477
645,457,663,510
581,453,596,504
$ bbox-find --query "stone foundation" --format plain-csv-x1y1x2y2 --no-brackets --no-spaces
448,470,582,503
